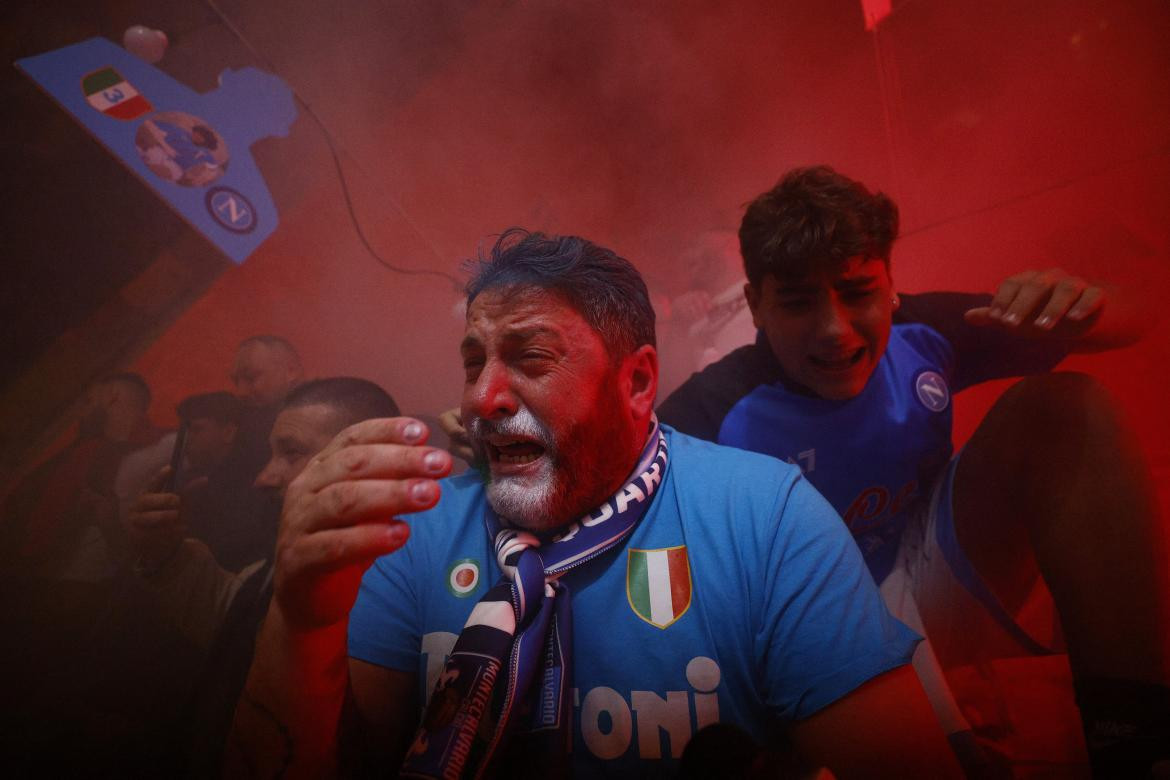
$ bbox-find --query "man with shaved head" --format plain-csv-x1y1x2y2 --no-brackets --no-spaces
128,377,401,646
229,335,305,535
232,335,303,408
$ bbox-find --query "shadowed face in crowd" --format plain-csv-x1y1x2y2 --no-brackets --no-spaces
184,416,238,473
460,287,641,531
232,342,301,407
78,379,148,441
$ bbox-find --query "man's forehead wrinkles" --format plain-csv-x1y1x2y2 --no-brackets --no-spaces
502,325,565,343
465,304,574,343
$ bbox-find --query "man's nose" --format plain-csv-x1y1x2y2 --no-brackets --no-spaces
467,360,518,420
253,460,282,489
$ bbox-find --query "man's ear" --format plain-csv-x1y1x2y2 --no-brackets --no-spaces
744,282,763,330
624,344,659,420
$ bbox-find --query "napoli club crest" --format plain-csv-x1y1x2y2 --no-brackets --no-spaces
627,546,692,629
914,370,950,412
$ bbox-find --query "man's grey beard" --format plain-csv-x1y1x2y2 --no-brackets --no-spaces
466,405,564,529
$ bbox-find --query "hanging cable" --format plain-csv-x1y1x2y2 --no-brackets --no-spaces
900,143,1170,240
204,0,462,288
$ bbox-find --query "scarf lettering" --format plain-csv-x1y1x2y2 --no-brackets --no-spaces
402,423,669,779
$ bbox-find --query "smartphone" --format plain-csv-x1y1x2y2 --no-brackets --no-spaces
164,419,190,493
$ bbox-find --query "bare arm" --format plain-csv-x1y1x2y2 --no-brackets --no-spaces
788,665,962,779
346,660,419,773
224,417,451,778
963,268,1155,352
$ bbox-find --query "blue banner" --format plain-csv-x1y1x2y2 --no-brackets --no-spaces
16,37,297,264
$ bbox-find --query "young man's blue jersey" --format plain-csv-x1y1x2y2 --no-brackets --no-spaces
349,427,918,778
658,292,1068,584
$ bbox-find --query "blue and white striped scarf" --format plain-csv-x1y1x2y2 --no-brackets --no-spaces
401,422,670,779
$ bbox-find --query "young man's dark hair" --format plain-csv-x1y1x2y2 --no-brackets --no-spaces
738,165,899,286
282,377,400,429
464,227,656,358
177,391,244,426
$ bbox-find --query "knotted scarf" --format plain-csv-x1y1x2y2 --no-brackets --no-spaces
401,422,670,779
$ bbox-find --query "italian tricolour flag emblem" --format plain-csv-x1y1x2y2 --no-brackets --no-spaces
626,546,692,629
82,67,152,120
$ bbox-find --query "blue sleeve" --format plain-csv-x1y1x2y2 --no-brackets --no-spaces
347,542,422,672
758,475,920,720
657,341,781,443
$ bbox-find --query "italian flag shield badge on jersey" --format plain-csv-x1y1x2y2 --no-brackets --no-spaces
82,67,152,120
627,546,692,629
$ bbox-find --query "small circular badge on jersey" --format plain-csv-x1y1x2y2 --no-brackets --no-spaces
914,370,950,412
447,559,481,597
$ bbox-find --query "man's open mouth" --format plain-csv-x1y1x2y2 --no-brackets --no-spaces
809,347,865,371
487,436,547,465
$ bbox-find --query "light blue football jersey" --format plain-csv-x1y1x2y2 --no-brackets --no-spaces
349,427,918,777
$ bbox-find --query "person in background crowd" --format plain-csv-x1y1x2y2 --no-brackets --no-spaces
0,373,193,777
231,334,304,478
174,391,243,481
170,390,277,572
232,334,304,409
1,372,164,579
128,376,401,777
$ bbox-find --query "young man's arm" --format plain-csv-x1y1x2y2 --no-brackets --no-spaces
962,267,1155,352
789,665,962,778
224,418,451,778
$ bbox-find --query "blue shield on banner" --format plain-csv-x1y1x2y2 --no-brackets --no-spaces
16,37,297,264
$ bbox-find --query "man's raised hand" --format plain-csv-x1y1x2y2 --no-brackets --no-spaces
273,417,452,631
126,465,187,569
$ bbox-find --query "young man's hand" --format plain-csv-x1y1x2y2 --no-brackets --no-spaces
964,268,1104,338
